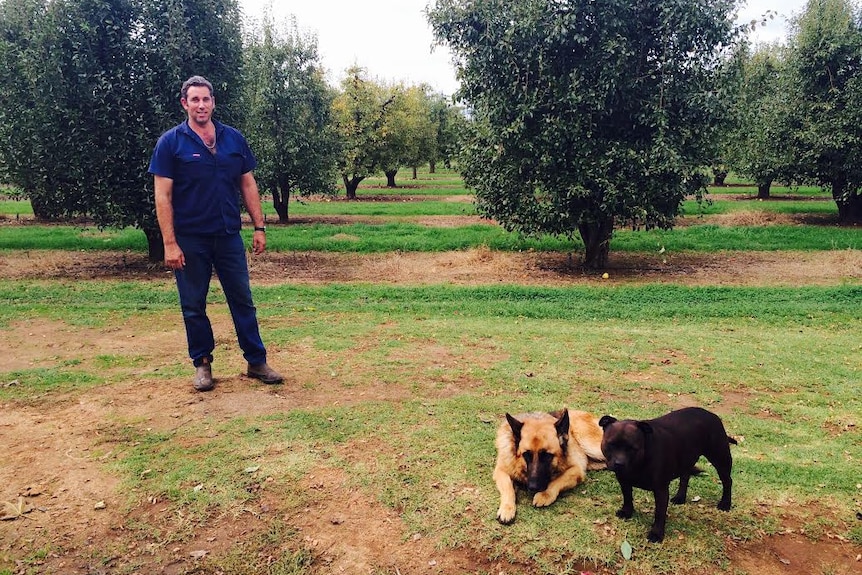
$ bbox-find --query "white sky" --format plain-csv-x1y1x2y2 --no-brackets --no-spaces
238,1,808,97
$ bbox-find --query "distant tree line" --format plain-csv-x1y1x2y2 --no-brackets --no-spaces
721,0,862,224
0,0,465,261
2,0,861,269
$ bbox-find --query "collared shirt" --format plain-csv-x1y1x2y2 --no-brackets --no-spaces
148,120,257,235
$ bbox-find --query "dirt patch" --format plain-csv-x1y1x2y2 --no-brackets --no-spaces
675,211,840,227
729,531,861,575
3,247,862,287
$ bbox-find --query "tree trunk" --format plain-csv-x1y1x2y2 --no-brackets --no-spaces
385,170,398,188
412,166,418,179
429,161,436,174
273,179,289,223
28,191,53,220
833,174,862,223
712,169,728,186
578,217,614,270
756,178,772,200
144,226,165,263
343,174,363,200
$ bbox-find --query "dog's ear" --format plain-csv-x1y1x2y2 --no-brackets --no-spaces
505,413,524,445
636,421,653,435
598,415,617,429
554,408,570,436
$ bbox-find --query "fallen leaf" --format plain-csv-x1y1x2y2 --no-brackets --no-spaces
621,539,633,560
244,466,260,474
1,497,26,521
94,501,106,510
190,550,208,559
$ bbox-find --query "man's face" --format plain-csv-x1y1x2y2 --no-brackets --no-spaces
181,85,215,126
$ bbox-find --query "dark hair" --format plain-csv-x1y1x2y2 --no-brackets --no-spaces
181,75,214,100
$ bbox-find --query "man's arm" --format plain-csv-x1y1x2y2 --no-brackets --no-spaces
154,175,185,269
239,171,267,255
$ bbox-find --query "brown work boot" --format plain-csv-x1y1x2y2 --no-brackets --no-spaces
247,362,284,385
193,358,214,391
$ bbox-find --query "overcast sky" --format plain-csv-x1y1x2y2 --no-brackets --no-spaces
238,1,809,96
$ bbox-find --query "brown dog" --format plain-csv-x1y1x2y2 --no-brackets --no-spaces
493,408,606,524
599,407,736,542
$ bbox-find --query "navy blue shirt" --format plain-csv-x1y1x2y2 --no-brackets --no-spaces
148,120,257,235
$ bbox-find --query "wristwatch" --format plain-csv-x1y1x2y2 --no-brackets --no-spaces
253,226,266,232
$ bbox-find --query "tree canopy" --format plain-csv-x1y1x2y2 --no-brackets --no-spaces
723,42,795,198
429,0,741,268
784,0,862,222
330,67,400,199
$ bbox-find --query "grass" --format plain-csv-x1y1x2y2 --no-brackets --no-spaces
683,198,838,216
707,182,828,197
1,280,860,573
290,198,476,217
3,221,862,253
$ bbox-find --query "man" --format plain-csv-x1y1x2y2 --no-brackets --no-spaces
149,75,283,391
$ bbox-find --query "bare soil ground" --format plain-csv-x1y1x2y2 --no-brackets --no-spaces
2,210,861,574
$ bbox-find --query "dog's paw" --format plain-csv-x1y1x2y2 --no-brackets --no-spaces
647,529,665,543
671,494,686,505
497,504,516,524
616,507,633,519
717,499,732,511
532,490,557,508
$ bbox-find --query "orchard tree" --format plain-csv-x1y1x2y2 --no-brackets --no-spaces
429,0,740,268
784,0,862,222
331,66,397,198
428,93,466,173
0,0,245,261
0,0,142,223
0,0,51,216
403,85,443,179
724,42,795,198
243,12,338,222
377,84,408,187
379,84,438,185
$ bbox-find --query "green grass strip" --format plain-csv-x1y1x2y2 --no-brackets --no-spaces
682,199,838,216
3,222,862,253
3,281,860,325
288,199,477,217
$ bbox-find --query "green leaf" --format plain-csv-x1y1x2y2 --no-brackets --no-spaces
621,539,633,560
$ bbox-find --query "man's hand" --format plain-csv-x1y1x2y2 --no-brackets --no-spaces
164,242,185,270
252,230,266,255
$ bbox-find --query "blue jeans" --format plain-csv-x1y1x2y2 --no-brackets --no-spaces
174,233,267,367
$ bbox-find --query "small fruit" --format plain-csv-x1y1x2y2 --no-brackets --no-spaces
601,272,609,279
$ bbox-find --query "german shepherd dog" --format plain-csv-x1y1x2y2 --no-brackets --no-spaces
493,408,606,524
